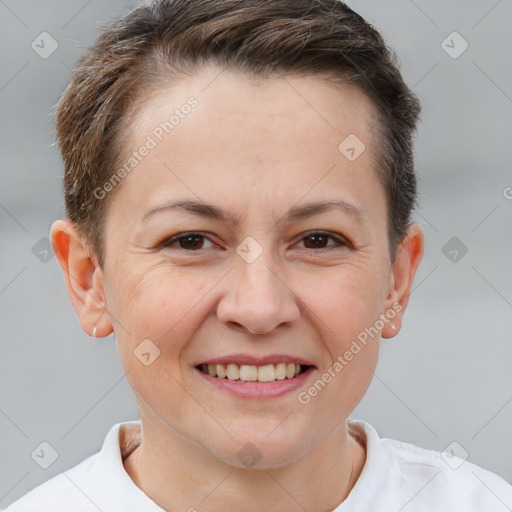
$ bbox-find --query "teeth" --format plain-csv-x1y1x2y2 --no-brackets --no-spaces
201,362,307,381
257,364,275,382
226,363,239,380
239,365,258,381
275,363,286,380
216,364,226,379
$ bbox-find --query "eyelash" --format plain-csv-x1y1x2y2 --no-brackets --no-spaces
157,231,351,252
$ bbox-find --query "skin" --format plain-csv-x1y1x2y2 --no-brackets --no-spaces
51,64,424,512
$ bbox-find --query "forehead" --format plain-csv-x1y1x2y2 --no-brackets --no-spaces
132,66,378,150
113,65,385,222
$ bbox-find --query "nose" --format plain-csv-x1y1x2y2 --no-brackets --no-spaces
216,254,301,335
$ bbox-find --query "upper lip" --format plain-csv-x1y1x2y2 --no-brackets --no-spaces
196,354,315,367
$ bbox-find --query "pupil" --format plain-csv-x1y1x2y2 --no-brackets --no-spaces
180,235,203,249
305,234,327,248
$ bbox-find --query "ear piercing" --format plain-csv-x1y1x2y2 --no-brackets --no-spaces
92,326,97,337
391,323,397,330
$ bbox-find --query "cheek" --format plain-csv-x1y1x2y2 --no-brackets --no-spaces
111,263,191,322
294,259,389,344
301,260,387,410
108,262,216,361
110,264,213,423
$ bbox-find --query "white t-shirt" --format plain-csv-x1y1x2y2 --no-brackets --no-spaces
4,418,512,511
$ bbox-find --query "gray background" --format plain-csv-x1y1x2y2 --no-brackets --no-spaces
1,0,511,507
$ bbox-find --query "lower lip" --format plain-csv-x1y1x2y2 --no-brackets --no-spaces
195,367,316,398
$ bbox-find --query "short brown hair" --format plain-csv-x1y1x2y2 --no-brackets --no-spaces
56,0,421,267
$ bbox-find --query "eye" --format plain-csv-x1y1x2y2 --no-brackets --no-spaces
297,231,349,250
157,231,349,252
158,232,215,251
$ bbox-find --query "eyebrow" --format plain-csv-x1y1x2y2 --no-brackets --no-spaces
142,199,365,225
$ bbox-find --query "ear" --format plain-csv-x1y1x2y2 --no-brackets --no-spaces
381,223,424,339
50,219,113,338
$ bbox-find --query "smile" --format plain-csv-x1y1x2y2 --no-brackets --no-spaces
197,362,310,382
195,356,316,398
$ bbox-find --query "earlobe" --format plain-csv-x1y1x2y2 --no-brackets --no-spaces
381,223,424,339
51,219,113,338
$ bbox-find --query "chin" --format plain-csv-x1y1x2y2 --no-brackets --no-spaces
209,419,319,470
218,443,310,470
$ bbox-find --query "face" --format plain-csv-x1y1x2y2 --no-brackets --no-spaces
62,64,421,469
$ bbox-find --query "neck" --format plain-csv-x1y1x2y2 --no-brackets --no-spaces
124,416,366,512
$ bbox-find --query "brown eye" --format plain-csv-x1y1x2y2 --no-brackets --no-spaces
159,233,214,251
298,232,348,250
178,234,204,250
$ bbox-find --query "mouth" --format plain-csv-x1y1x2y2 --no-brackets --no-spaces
196,362,311,382
194,356,316,398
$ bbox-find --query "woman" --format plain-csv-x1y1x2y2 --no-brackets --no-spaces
5,0,511,510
